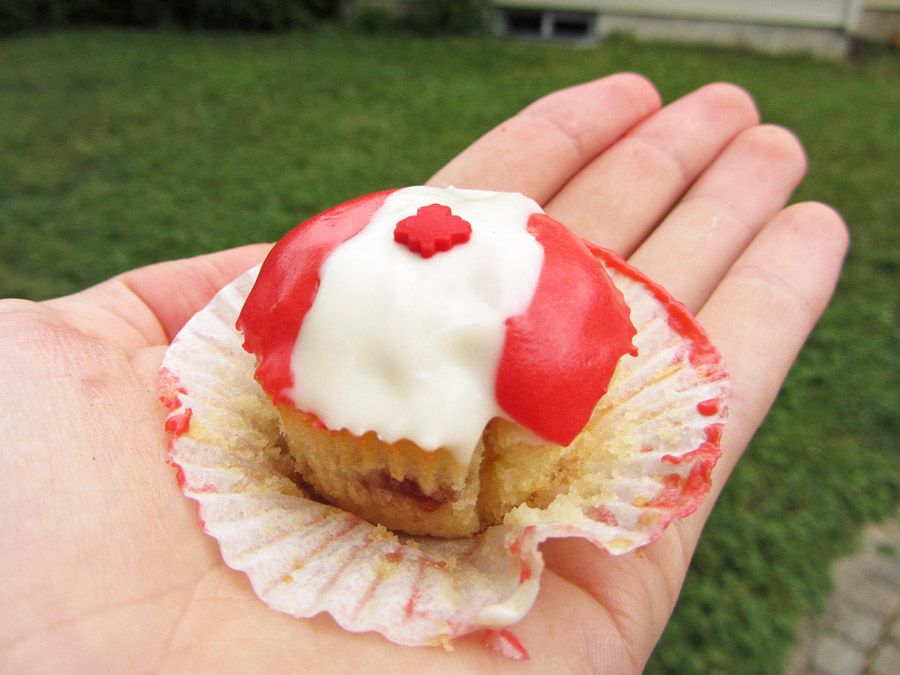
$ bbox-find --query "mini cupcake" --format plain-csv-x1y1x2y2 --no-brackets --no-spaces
236,187,637,537
161,186,727,648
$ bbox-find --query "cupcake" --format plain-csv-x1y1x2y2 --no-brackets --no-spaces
161,186,727,648
236,187,638,537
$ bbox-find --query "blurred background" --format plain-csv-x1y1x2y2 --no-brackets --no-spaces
1,1,897,672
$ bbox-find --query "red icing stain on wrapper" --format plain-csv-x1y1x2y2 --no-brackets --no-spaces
697,398,721,416
164,408,192,436
483,629,530,661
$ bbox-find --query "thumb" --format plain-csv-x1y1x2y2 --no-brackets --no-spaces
47,244,271,348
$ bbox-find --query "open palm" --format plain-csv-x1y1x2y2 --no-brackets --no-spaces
1,74,847,673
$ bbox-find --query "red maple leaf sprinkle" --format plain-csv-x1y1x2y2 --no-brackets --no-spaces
393,203,472,258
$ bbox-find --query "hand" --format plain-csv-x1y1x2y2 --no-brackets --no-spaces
0,74,847,673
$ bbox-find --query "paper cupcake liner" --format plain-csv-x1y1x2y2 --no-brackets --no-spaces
160,246,727,647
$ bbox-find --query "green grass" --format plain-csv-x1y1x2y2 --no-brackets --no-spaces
1,26,897,673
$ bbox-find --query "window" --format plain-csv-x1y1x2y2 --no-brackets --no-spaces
504,9,542,38
552,13,593,40
500,8,596,41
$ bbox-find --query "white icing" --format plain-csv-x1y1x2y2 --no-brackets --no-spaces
288,186,544,464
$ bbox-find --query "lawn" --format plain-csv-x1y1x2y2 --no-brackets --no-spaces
1,25,897,673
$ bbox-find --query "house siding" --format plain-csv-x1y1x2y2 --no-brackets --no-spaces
347,1,900,51
493,1,859,29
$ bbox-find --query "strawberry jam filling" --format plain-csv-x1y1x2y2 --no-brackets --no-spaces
379,474,458,512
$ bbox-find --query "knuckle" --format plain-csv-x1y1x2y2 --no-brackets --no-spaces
732,262,817,325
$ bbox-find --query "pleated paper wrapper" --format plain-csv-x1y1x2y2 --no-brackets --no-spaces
159,245,727,648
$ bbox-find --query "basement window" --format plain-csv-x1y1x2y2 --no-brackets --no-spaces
500,9,596,41
504,10,543,38
552,13,593,40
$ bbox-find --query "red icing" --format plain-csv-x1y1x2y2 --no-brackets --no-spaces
705,422,723,445
647,473,684,509
405,586,421,619
650,423,723,518
519,562,532,583
173,464,187,489
681,461,715,506
159,368,185,410
507,526,536,583
588,504,619,526
393,203,472,258
160,391,183,411
653,460,716,520
588,243,722,371
662,423,724,466
405,556,432,619
164,408,192,437
237,190,393,402
483,629,530,661
508,525,535,555
496,214,637,446
353,575,385,618
697,398,721,416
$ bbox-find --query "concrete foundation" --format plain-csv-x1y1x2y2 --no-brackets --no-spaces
596,15,852,59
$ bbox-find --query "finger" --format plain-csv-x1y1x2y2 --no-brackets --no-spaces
540,536,686,671
681,201,849,543
46,243,271,348
628,125,808,311
428,73,661,202
546,83,760,251
541,202,848,661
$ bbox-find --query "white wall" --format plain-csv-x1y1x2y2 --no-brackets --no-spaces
493,0,860,29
